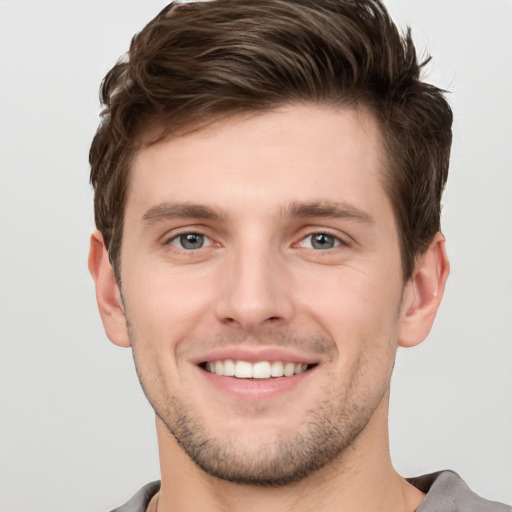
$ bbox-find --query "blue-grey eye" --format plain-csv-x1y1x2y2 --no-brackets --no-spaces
303,233,340,250
171,233,208,250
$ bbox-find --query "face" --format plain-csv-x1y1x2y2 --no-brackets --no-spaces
119,105,407,485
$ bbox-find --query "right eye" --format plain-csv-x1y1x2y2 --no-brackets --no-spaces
300,232,341,250
168,233,212,250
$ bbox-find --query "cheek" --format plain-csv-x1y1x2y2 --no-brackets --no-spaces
310,276,401,402
297,266,403,353
122,260,217,347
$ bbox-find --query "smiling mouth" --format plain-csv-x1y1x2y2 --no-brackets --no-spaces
200,360,316,379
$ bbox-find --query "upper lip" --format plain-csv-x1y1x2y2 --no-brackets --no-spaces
190,346,322,366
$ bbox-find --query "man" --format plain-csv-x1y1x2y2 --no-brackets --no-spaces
88,1,510,511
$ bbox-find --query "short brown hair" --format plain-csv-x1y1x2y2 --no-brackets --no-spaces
90,0,452,282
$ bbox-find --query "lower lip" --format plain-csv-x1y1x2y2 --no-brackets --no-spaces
196,366,315,401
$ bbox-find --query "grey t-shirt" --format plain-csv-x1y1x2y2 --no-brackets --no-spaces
407,471,510,512
110,470,511,512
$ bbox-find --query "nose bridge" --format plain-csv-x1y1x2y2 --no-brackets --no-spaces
215,234,293,330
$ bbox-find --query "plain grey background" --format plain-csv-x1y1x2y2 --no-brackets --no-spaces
0,1,511,510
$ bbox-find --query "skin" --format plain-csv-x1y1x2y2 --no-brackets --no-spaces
89,104,449,512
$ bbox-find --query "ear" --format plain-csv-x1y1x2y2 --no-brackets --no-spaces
88,230,130,348
398,233,450,348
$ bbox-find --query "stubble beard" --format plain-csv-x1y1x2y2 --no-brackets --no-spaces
129,331,394,487
156,387,383,486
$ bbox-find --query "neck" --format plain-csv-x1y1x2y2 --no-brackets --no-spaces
154,398,425,512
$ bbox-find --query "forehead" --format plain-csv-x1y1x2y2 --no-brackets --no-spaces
126,104,390,220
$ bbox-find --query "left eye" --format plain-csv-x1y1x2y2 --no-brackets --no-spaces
301,233,341,250
169,233,212,250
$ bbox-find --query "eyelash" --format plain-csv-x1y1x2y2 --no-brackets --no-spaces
164,230,348,252
166,232,214,250
298,232,345,250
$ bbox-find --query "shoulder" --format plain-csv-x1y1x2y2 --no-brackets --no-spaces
408,470,511,512
109,481,161,512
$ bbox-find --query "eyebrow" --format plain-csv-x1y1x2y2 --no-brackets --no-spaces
141,202,227,225
280,201,374,224
141,200,374,226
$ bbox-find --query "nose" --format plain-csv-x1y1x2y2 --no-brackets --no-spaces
214,245,295,332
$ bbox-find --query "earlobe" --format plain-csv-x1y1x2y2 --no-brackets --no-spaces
398,233,450,348
88,230,131,348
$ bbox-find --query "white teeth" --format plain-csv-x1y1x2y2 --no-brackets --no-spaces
223,359,235,376
283,362,295,377
270,361,284,377
252,361,271,379
204,359,311,378
294,363,308,375
234,360,253,378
